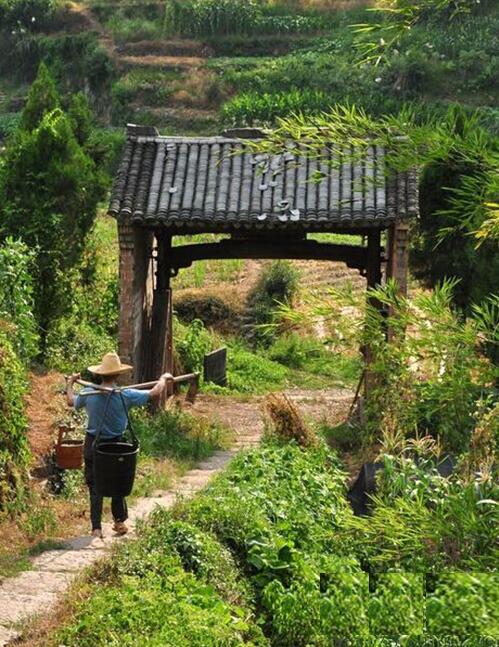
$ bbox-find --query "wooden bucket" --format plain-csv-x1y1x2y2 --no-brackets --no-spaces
55,424,83,470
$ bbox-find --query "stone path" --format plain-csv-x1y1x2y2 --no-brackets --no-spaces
0,388,352,645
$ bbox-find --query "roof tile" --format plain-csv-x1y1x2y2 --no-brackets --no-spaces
109,132,418,230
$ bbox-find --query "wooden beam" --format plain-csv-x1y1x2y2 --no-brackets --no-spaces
167,239,368,272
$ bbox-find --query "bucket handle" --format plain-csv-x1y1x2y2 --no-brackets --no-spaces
92,389,139,452
57,423,75,447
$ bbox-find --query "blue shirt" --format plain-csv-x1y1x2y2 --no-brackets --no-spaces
74,388,150,438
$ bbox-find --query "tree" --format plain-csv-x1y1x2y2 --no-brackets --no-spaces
0,66,106,348
19,62,60,132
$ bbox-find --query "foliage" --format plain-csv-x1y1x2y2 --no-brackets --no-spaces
19,61,59,131
0,65,107,345
246,260,298,347
0,331,29,512
426,572,499,638
44,314,115,375
0,33,115,111
58,559,265,646
176,318,213,374
222,90,334,126
178,443,362,646
276,280,497,454
0,0,58,32
363,281,497,453
0,238,38,361
345,448,499,572
55,437,499,643
411,110,499,313
0,113,21,140
368,573,424,638
353,0,489,66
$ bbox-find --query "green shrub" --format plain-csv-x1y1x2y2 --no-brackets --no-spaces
0,66,107,346
368,573,425,638
0,113,21,140
177,444,363,645
345,452,499,572
362,280,497,453
176,319,213,373
222,90,334,126
0,238,38,361
135,516,252,605
246,260,298,346
426,573,499,639
411,110,499,313
58,567,264,646
44,315,115,376
0,331,29,512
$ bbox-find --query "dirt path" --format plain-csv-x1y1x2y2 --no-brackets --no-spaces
0,387,352,646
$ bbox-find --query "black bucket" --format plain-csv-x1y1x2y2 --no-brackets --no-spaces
94,441,139,497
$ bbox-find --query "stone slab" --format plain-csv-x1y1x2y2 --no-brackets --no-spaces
0,570,72,595
0,591,57,623
32,549,103,573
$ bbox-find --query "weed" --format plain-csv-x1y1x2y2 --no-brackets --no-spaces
19,505,57,540
133,407,232,462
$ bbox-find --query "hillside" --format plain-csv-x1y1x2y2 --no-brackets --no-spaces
1,0,498,142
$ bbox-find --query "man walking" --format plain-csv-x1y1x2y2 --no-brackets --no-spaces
66,351,172,539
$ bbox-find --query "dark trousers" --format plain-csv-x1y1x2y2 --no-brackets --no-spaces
84,433,128,530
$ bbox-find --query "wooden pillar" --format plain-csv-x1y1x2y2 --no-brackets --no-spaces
386,222,409,295
118,223,153,382
147,233,174,385
366,229,382,288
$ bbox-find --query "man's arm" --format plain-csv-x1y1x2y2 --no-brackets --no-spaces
149,372,173,401
65,373,81,407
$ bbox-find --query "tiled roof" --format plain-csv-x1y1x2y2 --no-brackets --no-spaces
109,127,418,231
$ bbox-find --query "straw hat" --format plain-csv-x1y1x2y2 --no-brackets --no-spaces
88,352,133,376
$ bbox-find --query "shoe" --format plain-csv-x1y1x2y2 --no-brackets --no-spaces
91,529,104,539
113,521,129,536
